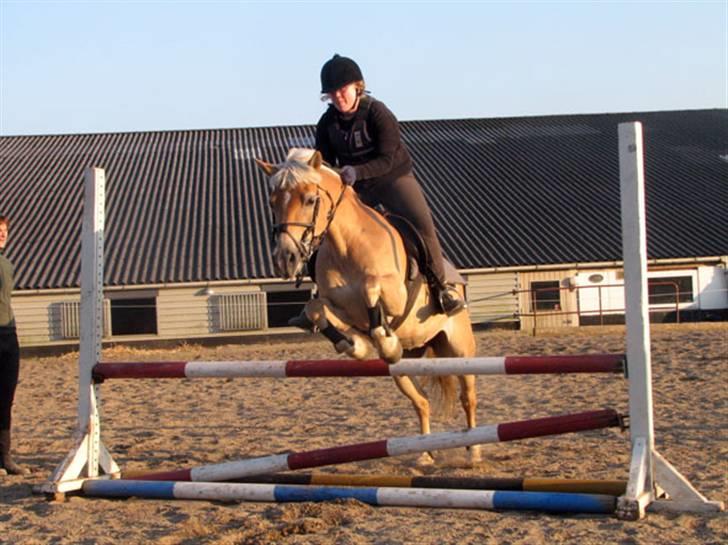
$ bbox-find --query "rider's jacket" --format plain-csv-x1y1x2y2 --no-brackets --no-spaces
315,96,413,186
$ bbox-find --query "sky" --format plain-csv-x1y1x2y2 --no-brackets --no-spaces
0,0,726,136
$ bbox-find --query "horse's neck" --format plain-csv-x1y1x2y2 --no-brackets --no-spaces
323,190,362,254
323,185,391,261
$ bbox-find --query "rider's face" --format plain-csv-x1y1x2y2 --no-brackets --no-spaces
328,83,359,114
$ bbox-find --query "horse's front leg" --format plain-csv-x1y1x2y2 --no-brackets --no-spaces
305,298,372,359
363,277,403,364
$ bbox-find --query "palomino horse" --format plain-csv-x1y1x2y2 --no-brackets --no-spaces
256,149,480,464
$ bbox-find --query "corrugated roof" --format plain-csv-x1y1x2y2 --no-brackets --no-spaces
1,109,726,290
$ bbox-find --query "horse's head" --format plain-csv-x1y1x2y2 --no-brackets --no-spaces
255,148,344,280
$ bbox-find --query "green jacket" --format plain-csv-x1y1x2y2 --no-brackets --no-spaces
0,250,15,328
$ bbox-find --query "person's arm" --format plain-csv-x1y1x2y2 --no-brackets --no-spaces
352,101,402,181
315,113,338,167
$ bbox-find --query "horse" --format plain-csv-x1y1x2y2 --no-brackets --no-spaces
255,148,481,464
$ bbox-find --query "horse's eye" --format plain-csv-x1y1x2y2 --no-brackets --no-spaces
305,195,318,207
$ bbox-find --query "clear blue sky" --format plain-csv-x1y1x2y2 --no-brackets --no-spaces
1,0,726,136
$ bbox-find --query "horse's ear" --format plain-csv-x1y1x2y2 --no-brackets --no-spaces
254,158,279,177
308,151,323,170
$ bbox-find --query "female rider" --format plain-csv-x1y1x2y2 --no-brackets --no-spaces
313,54,465,316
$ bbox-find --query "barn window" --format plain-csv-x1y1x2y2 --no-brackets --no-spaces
110,297,158,335
531,281,561,311
648,276,694,305
267,289,312,327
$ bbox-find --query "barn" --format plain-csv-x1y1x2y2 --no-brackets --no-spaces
1,108,726,348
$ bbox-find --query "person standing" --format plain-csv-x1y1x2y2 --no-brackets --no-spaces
0,215,30,476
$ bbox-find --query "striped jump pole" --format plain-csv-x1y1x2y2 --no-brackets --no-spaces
129,409,623,482
226,473,627,496
93,354,625,381
122,470,627,496
83,480,617,514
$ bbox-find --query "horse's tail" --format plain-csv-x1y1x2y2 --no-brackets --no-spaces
419,375,459,419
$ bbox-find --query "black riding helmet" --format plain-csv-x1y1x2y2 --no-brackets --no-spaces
320,54,363,93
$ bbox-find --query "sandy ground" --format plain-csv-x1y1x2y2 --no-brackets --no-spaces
1,323,726,545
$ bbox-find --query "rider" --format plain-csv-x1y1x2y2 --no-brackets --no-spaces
290,53,465,328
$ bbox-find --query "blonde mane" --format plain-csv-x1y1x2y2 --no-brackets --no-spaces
269,148,335,192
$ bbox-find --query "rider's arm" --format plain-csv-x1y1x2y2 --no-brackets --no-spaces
351,101,407,182
315,113,338,167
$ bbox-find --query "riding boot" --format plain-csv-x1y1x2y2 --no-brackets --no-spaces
0,429,30,476
437,284,467,316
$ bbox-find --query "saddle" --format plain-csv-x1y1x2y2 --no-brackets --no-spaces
383,213,465,287
381,213,465,329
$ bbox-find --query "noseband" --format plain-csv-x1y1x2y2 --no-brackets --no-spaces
271,177,347,285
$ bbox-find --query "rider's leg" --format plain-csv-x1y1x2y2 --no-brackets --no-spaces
377,173,466,316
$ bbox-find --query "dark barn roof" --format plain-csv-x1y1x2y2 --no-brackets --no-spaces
1,109,726,290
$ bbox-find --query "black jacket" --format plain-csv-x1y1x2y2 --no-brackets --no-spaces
315,97,413,185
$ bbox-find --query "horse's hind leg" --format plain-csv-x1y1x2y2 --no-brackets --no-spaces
392,375,435,465
429,319,482,464
457,374,481,463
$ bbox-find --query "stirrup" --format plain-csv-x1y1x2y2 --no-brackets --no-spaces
438,285,467,316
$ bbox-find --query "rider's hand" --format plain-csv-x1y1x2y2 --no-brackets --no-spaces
340,165,357,185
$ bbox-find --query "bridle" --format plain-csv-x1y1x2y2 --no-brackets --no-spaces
271,176,347,286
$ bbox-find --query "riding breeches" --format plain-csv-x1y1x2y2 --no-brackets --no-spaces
0,330,19,430
355,172,447,286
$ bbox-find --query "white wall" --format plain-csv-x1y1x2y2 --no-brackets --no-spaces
696,266,728,310
575,265,727,314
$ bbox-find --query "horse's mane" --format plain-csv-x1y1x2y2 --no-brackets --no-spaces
269,148,334,191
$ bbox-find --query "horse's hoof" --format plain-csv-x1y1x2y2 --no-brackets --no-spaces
342,337,368,359
468,445,483,465
416,452,435,466
334,339,352,354
382,343,403,364
371,327,403,363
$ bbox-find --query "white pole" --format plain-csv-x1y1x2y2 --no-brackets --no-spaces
618,122,655,445
617,122,655,518
78,167,106,477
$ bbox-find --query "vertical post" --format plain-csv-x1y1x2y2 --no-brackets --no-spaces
78,167,106,477
619,122,655,445
38,166,117,495
617,122,655,518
